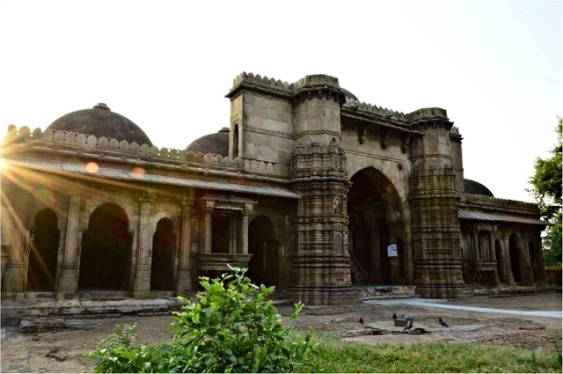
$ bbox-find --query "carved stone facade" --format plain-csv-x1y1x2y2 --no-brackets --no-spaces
1,72,547,306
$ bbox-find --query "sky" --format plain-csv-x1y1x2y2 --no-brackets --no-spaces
0,0,561,203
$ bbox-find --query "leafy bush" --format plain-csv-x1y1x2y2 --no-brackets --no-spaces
86,266,316,373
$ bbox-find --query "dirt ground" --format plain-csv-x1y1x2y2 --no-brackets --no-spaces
1,292,561,373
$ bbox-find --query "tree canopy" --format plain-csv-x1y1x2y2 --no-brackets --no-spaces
529,118,562,266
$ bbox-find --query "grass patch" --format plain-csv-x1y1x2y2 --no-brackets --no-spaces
309,332,562,373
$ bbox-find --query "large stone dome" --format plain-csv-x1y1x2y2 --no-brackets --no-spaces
464,179,494,197
46,103,153,146
186,127,230,156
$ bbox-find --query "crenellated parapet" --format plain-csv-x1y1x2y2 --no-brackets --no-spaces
229,71,347,105
232,72,293,91
3,125,289,178
463,193,541,215
343,98,408,121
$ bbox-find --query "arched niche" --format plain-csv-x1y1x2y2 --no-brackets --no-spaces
26,209,60,291
79,203,131,290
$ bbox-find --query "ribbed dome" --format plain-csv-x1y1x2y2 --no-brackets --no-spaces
46,103,153,146
464,179,494,197
186,127,230,156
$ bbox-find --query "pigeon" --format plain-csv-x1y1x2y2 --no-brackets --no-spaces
392,313,397,320
438,317,449,328
402,314,412,321
403,319,413,331
359,317,364,324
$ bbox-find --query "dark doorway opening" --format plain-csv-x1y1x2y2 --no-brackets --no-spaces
347,168,401,285
79,203,131,290
26,209,60,291
151,218,176,291
248,216,279,287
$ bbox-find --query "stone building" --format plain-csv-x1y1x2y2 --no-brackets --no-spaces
1,72,547,306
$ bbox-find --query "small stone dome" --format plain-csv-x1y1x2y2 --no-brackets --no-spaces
341,87,359,102
46,103,153,146
185,127,230,156
464,179,494,197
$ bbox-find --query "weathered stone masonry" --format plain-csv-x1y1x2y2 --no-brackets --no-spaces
1,72,547,306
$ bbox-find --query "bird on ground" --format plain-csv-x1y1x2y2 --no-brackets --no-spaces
392,313,397,320
359,317,364,324
438,317,449,328
402,314,412,321
403,319,413,331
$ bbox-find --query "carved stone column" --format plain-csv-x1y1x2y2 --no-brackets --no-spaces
4,189,29,293
176,200,192,293
202,201,214,254
239,203,253,255
408,109,471,299
519,234,535,284
132,192,155,297
58,196,81,295
501,231,516,285
472,228,480,260
229,216,237,254
289,141,357,305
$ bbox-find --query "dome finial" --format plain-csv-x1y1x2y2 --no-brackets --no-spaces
94,103,111,111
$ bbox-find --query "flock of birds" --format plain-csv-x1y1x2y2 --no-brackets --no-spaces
359,313,450,331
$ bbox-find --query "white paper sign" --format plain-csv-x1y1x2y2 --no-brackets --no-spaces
387,244,398,257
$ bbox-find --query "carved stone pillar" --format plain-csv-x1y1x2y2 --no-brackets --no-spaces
58,196,81,295
202,201,214,254
501,232,516,285
4,189,29,292
176,200,192,293
289,141,357,305
132,192,155,297
409,163,470,299
473,229,480,260
519,234,534,284
229,216,237,254
239,203,253,255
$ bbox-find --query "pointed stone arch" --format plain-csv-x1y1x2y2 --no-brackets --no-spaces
79,203,131,290
26,209,60,291
347,167,405,285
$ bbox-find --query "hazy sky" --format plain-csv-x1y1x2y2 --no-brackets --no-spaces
0,0,561,203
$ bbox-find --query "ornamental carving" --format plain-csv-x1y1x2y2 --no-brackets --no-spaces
334,232,343,254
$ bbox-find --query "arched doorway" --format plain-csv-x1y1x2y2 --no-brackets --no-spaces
26,209,60,291
151,218,176,291
347,168,403,285
509,235,521,283
248,216,279,287
79,203,130,290
495,240,505,283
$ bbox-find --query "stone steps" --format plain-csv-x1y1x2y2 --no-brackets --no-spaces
356,285,418,301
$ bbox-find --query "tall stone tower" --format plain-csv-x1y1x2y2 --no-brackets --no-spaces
288,75,358,305
407,108,471,298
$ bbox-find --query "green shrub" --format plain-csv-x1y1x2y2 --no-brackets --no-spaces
86,266,316,373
